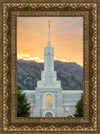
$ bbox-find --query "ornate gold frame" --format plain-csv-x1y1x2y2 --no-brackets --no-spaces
0,0,99,133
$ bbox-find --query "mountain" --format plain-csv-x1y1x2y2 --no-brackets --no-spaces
17,60,83,90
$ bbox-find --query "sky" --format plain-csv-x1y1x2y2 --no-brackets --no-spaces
17,17,83,66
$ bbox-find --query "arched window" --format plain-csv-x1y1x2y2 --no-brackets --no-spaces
45,94,52,108
45,112,53,117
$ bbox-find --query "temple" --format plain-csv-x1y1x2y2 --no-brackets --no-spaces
23,21,83,117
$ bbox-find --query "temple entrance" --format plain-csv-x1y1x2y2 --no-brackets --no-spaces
45,112,53,117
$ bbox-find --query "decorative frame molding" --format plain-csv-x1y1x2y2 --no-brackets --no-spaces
0,0,98,133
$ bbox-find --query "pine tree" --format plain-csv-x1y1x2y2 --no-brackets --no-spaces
74,93,83,117
17,85,31,117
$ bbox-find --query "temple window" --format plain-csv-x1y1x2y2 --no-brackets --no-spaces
45,94,52,108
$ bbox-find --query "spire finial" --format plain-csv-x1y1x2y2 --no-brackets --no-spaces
47,21,51,47
48,21,50,42
48,20,50,28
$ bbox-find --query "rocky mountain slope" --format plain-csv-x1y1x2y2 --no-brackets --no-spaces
17,60,83,90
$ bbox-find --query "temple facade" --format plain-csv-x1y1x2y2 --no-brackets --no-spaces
23,21,83,117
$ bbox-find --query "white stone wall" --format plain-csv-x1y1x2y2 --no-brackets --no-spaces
23,90,83,117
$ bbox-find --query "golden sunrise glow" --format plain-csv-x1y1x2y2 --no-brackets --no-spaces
17,55,83,66
17,17,83,66
17,54,44,62
62,59,67,62
17,54,81,64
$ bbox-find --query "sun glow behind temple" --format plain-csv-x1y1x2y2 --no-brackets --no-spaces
17,54,62,63
17,54,82,66
17,54,44,62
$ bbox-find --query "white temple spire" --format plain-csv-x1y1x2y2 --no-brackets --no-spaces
49,20,50,41
36,21,61,88
48,21,51,47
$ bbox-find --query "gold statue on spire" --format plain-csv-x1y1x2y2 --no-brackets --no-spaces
48,20,50,28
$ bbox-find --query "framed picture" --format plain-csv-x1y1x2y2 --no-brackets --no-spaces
0,0,99,133
17,17,83,118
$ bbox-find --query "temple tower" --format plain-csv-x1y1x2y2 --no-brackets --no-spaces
36,21,61,88
34,21,63,117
